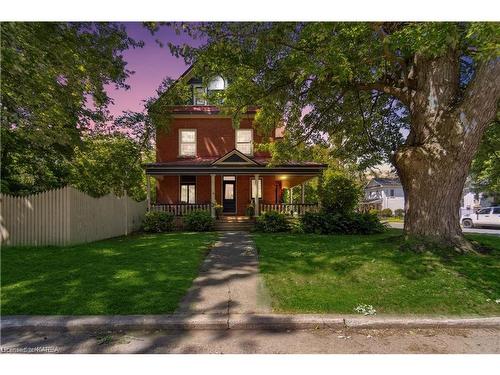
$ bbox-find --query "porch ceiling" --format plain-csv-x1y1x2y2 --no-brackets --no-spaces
144,164,326,176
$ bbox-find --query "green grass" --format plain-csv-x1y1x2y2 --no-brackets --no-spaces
1,232,217,315
384,217,404,223
253,230,500,315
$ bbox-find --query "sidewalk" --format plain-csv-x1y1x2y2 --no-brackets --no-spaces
175,231,272,316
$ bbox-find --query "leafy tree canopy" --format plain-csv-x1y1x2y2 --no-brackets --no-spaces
471,121,500,202
69,133,153,201
1,22,143,194
159,22,499,169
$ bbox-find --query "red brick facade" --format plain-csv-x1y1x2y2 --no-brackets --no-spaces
155,116,284,215
156,117,274,162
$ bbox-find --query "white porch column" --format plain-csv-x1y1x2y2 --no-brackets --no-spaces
254,174,260,217
146,175,151,211
289,186,293,204
210,174,216,218
301,183,305,204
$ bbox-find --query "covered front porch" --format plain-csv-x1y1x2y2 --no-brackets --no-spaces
144,150,326,218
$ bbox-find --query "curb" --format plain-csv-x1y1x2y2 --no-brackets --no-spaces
2,314,499,332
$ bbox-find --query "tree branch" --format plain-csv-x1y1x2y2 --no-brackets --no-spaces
356,82,409,105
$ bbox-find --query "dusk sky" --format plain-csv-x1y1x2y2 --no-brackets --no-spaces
105,22,204,118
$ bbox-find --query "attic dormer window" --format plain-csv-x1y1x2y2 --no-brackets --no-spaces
193,85,206,105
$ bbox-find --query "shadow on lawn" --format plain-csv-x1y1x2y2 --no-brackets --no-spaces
255,231,500,301
0,232,217,315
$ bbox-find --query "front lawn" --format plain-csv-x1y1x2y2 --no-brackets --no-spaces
253,230,500,315
1,232,217,315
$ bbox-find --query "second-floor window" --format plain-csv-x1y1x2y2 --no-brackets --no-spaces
236,129,253,155
179,129,196,157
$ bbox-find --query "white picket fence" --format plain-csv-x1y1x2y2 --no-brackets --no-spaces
0,186,147,247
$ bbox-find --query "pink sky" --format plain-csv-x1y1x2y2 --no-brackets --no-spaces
105,22,204,118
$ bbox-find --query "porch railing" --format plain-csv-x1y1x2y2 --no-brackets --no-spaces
151,203,211,216
260,203,319,216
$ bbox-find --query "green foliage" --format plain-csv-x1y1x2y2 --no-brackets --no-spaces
471,121,500,203
255,211,290,233
301,211,386,235
369,208,381,216
380,208,393,217
394,209,405,217
319,173,362,214
184,210,215,232
142,211,175,233
162,22,499,171
1,22,142,195
69,134,151,201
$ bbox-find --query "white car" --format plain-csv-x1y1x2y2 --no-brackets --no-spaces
461,206,500,228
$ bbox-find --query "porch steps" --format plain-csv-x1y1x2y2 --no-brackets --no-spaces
215,216,255,231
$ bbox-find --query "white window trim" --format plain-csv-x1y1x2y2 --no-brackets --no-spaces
235,129,254,156
178,129,197,157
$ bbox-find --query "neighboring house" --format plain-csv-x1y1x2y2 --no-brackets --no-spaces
362,177,493,216
361,178,405,213
144,67,326,217
460,185,494,216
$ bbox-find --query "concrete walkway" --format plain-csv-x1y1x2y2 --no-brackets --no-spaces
175,231,271,317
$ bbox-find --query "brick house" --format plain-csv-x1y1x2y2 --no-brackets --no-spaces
144,67,325,218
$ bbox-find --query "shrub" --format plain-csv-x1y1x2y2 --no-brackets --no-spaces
320,173,362,214
368,208,380,216
255,211,290,232
301,211,386,235
394,208,405,218
142,211,175,233
184,210,215,231
380,208,393,217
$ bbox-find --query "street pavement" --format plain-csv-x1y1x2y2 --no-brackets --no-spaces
1,327,498,354
388,222,500,235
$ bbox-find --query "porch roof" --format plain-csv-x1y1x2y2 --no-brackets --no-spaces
144,157,326,176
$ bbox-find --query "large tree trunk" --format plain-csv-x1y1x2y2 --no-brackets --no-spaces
392,52,500,251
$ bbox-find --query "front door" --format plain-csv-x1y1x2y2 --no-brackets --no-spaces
222,177,236,213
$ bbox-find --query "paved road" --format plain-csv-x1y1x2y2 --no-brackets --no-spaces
388,222,500,235
1,327,498,354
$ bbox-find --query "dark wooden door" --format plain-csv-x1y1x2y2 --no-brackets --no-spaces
222,180,236,213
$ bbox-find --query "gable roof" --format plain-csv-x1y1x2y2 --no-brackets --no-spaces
366,178,401,189
211,149,260,166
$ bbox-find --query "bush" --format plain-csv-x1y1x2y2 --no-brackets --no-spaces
301,211,386,235
142,211,175,233
394,208,405,218
368,208,380,216
255,211,290,232
184,210,215,231
320,173,362,214
380,208,393,217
